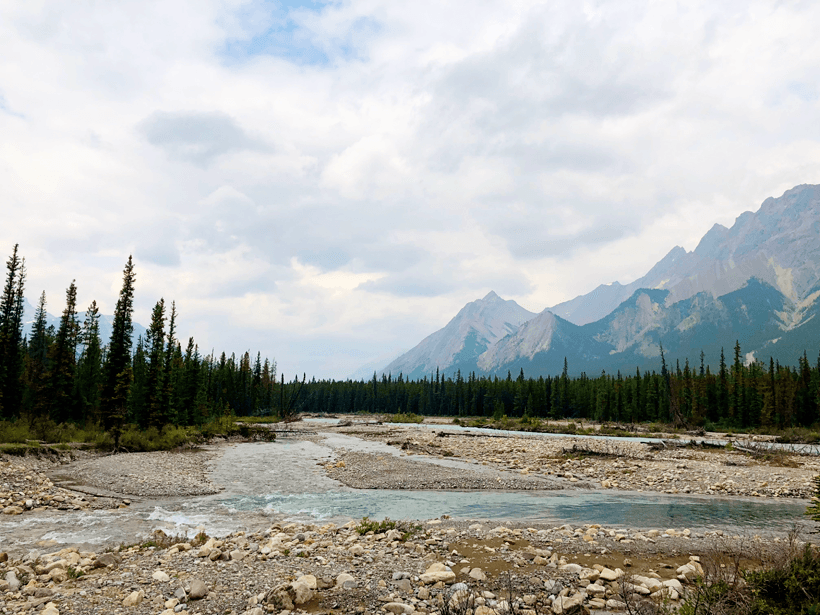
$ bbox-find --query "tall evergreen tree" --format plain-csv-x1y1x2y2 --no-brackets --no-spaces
100,256,136,447
23,291,51,418
145,298,167,428
47,281,79,423
75,300,103,424
0,245,26,418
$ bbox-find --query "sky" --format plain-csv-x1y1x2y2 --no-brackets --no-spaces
2,0,820,380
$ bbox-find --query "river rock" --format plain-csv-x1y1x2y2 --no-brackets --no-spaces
2,505,23,515
336,572,357,589
552,592,587,614
420,562,456,584
123,590,145,606
152,570,171,583
384,602,415,614
394,578,413,593
94,553,120,568
663,578,685,593
469,567,487,581
5,571,20,592
291,579,315,605
677,562,702,582
188,579,209,600
598,567,621,581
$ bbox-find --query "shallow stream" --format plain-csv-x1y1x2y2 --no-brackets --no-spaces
0,433,809,556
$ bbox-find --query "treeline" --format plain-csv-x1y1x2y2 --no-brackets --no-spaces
0,246,278,440
297,344,820,430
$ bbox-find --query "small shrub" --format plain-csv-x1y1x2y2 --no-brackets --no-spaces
355,516,398,535
66,566,84,579
386,413,424,424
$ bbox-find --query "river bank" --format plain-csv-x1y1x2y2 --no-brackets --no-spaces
324,420,820,499
1,515,807,615
1,422,818,613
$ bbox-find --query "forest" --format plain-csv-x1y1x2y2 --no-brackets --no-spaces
0,246,277,445
295,343,820,430
1,244,820,437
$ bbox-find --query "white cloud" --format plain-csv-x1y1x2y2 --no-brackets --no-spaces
2,0,820,377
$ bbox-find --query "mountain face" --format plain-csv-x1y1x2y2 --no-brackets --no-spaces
362,184,820,380
481,278,819,376
548,184,820,325
382,291,536,380
22,298,148,350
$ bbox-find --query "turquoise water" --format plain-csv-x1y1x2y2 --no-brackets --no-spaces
216,489,807,532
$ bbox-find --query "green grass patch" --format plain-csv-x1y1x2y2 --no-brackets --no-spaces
385,413,424,424
0,414,275,455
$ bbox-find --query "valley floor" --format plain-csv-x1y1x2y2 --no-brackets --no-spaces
1,418,818,614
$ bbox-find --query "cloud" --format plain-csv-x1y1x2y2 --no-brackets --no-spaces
138,111,269,166
4,0,820,378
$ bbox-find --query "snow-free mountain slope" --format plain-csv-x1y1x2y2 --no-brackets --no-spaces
548,184,820,325
382,291,536,379
355,183,820,380
480,277,816,377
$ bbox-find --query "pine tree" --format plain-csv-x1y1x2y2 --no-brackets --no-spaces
47,281,79,423
0,245,26,419
75,300,102,424
161,301,177,422
23,291,51,418
145,299,167,428
100,256,136,447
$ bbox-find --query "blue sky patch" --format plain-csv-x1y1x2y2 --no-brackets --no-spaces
219,0,378,66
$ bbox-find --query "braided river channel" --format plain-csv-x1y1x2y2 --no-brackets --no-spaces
0,427,810,555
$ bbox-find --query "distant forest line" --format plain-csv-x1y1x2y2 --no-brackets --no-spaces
0,246,277,443
296,342,820,430
1,245,819,435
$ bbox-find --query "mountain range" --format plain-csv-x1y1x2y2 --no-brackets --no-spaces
367,183,820,379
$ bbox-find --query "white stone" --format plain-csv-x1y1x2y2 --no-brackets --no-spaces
420,562,456,584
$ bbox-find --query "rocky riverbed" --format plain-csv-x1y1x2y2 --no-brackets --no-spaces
2,515,801,615
1,420,819,614
330,422,819,499
324,451,581,491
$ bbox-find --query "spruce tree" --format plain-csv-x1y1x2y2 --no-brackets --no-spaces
24,291,51,418
75,300,103,424
145,298,167,428
0,245,26,419
100,256,136,447
47,281,79,423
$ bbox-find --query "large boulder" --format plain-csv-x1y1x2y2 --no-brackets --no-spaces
122,590,145,607
291,578,315,605
188,579,209,600
552,592,588,615
93,553,120,569
420,562,456,584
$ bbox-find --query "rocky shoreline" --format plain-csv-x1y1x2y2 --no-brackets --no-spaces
2,515,799,615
